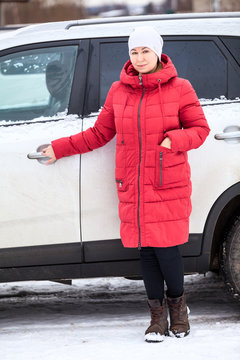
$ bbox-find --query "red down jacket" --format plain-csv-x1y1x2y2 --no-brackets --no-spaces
52,54,210,248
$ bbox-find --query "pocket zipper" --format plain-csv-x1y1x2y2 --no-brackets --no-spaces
116,179,123,188
159,152,163,187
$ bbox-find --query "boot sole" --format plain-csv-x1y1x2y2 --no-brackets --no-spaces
169,329,190,338
144,331,168,343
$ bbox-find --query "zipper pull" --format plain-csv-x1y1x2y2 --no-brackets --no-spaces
116,179,123,188
139,75,143,86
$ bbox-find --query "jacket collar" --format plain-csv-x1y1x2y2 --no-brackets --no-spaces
120,54,178,89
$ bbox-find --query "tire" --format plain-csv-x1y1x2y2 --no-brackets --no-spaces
220,215,240,301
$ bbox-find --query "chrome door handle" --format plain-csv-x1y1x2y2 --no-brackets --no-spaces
27,144,54,165
27,152,50,160
215,131,240,140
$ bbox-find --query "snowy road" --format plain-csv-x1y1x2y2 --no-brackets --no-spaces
0,272,240,360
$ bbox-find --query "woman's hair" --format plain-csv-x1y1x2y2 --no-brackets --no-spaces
157,60,163,71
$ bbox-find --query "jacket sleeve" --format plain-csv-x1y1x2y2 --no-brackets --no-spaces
51,83,116,159
165,79,210,152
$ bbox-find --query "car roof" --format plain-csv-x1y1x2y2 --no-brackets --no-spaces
0,12,239,52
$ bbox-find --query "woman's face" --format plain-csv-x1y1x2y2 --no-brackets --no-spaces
130,47,158,75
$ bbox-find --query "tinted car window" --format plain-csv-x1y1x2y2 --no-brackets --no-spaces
0,45,78,122
163,40,227,99
220,36,240,65
100,42,128,105
99,38,229,106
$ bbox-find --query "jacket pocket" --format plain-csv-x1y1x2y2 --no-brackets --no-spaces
115,178,128,192
154,145,188,190
115,139,128,192
115,165,128,192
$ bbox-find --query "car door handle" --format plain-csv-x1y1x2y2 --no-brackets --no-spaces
27,151,54,165
27,144,54,165
214,131,240,140
27,152,50,160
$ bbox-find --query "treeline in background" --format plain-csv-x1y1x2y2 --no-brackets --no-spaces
0,0,239,26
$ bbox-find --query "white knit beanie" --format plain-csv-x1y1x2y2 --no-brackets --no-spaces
128,26,163,61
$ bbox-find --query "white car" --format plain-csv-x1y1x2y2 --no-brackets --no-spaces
0,12,240,300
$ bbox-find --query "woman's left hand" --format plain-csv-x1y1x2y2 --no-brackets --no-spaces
160,137,172,149
41,145,57,165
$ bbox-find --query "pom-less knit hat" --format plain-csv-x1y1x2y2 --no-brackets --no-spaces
128,26,163,61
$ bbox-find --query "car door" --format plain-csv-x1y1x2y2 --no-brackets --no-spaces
80,39,139,263
0,41,87,270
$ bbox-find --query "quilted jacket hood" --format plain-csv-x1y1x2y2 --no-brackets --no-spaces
120,54,178,89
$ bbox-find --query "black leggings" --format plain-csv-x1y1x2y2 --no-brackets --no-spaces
140,246,184,303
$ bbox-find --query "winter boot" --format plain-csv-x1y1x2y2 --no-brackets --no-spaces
167,292,190,338
144,298,169,343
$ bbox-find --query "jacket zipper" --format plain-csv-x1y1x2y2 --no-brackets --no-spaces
159,152,163,186
137,75,145,250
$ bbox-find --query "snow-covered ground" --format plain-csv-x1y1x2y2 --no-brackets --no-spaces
0,272,239,360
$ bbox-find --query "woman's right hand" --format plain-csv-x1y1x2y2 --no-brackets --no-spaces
41,145,57,165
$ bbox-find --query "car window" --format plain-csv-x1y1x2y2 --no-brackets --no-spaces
163,40,227,99
0,45,78,122
98,38,229,107
100,42,128,106
220,37,240,66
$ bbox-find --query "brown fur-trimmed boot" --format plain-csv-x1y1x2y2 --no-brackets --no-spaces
144,298,169,343
167,293,190,338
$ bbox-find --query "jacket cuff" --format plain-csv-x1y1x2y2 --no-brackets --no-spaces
165,129,188,152
51,138,72,160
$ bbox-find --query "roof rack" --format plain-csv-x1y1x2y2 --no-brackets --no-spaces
65,12,240,30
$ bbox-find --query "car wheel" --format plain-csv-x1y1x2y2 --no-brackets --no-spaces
220,215,240,301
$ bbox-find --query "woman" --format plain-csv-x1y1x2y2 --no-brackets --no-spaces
42,26,210,343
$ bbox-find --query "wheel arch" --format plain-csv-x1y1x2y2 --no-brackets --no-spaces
201,182,240,271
